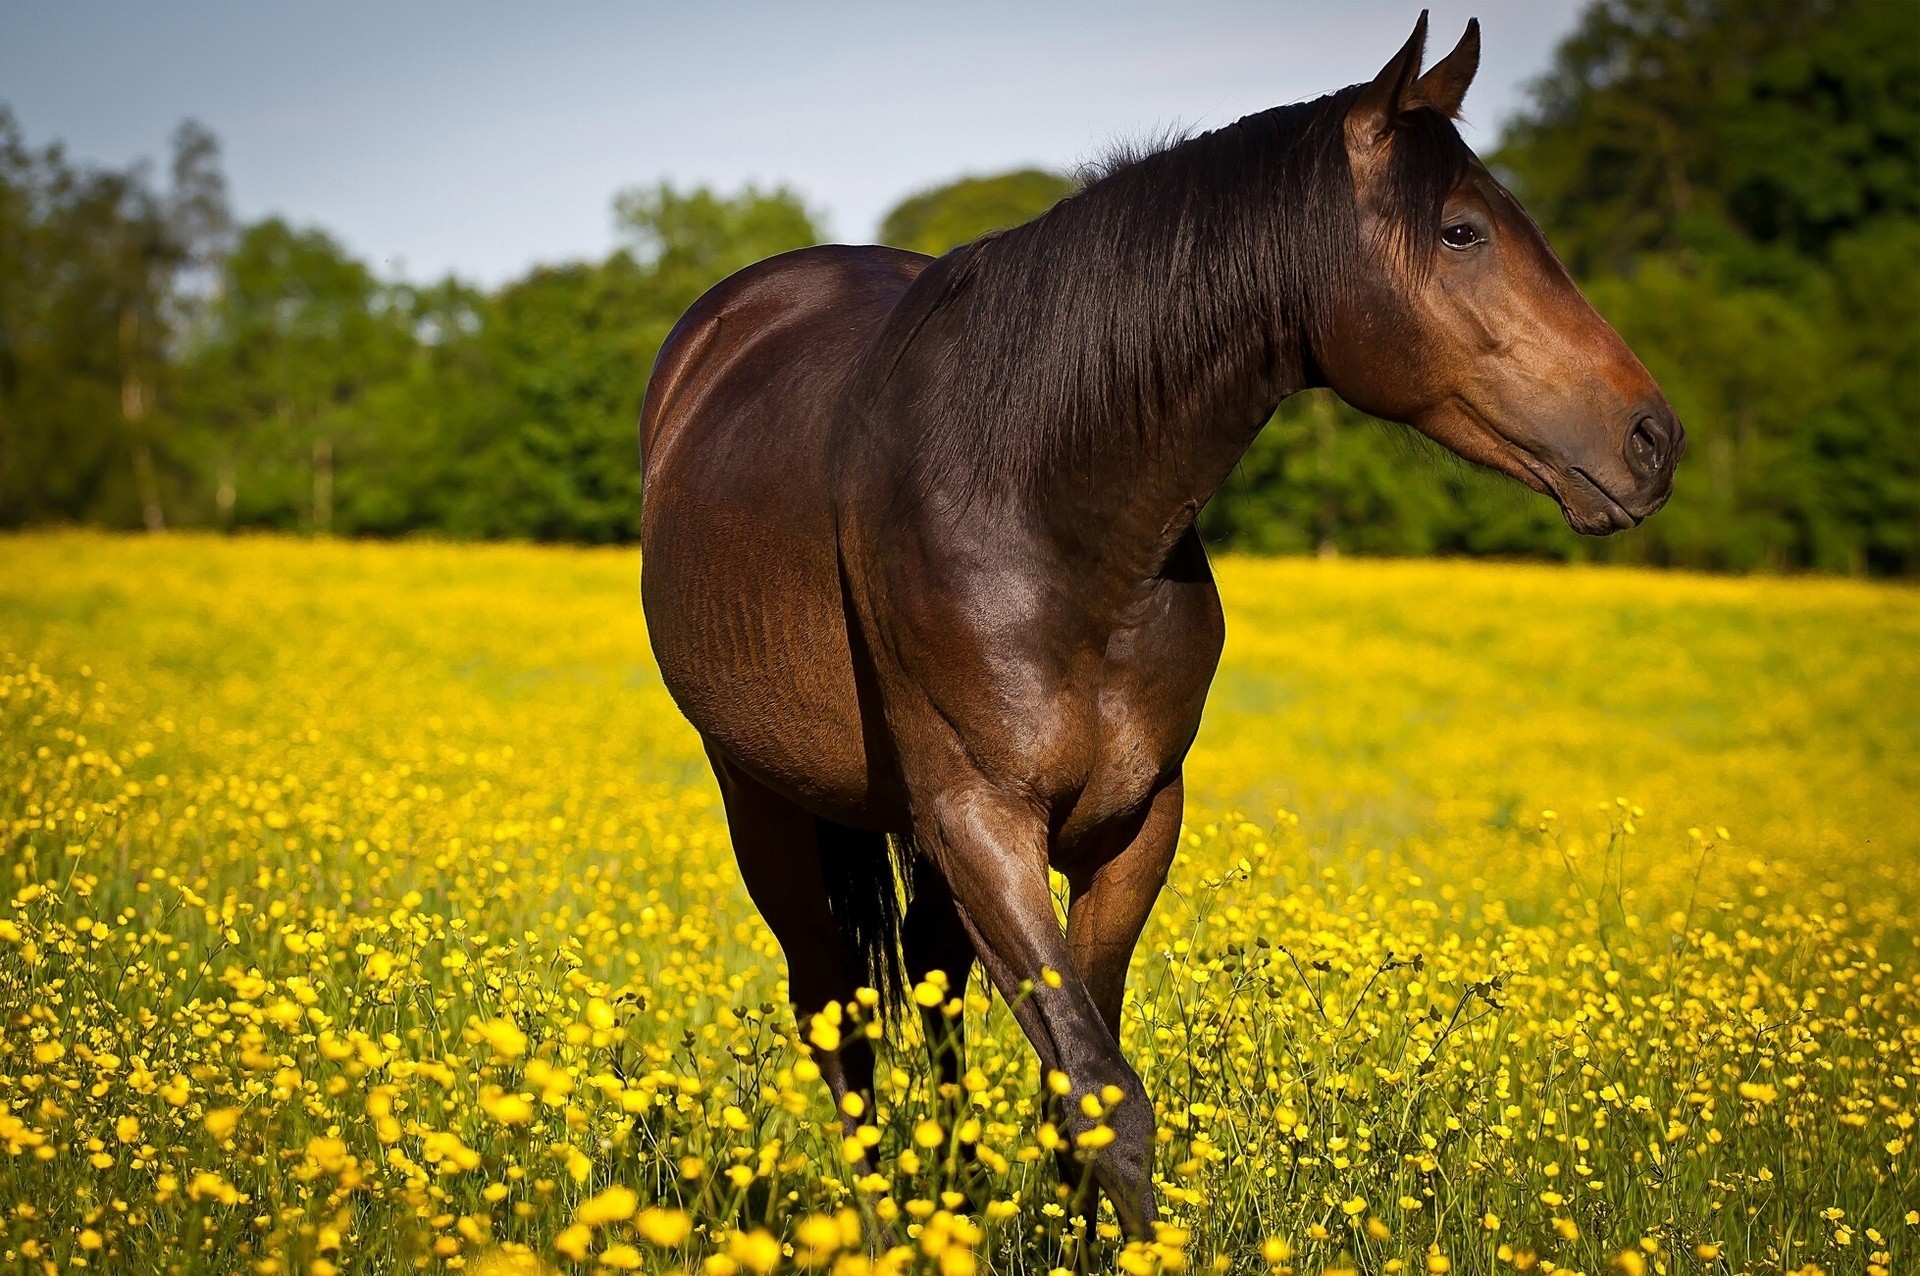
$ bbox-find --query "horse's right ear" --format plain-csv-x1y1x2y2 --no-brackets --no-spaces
1347,10,1429,149
1413,18,1480,119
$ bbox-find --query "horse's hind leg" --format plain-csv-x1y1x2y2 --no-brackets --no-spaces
708,750,875,1129
901,854,977,1089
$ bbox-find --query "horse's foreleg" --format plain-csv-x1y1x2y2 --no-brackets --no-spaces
710,751,876,1135
1065,776,1182,1038
921,786,1158,1238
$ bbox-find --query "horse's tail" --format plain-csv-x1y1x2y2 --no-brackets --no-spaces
815,818,913,1023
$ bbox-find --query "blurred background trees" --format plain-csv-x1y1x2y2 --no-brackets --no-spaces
878,168,1075,257
2,0,1916,572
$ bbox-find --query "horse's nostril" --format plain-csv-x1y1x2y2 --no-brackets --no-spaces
1628,417,1666,472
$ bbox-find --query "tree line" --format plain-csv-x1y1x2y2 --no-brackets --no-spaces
3,0,1916,572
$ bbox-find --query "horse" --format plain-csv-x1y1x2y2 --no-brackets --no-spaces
638,12,1682,1235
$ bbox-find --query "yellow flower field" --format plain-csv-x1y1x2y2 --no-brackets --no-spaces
2,531,1917,1276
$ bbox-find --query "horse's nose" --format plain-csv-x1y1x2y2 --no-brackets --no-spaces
1624,405,1683,486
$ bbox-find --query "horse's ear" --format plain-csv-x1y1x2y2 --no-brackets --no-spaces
1347,10,1429,147
1413,18,1480,119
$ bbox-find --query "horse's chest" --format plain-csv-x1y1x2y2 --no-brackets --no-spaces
1057,585,1223,846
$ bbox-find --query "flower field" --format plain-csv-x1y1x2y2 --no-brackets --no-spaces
2,531,1918,1276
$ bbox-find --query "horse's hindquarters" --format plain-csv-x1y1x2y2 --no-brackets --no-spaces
640,246,928,829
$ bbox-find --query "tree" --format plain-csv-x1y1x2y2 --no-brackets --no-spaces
1494,0,1920,280
0,108,227,530
1489,0,1920,573
177,218,413,532
879,169,1076,257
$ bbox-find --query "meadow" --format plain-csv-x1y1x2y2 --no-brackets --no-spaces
2,531,1917,1276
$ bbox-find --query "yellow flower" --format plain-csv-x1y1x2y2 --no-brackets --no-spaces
481,1086,535,1126
729,1229,783,1276
553,1225,592,1262
478,1018,529,1061
575,1185,638,1227
203,1107,242,1140
637,1207,693,1247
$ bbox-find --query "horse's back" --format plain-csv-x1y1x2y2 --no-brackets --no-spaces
639,244,928,827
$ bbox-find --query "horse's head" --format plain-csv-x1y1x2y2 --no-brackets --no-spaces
1315,14,1683,535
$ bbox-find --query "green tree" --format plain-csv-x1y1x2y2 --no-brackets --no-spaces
1488,0,1920,573
0,110,226,530
177,218,413,532
879,168,1076,257
1495,0,1920,280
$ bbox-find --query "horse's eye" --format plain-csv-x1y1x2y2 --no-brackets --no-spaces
1441,223,1483,251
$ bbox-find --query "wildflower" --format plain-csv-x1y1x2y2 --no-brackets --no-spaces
730,1229,783,1276
482,1086,535,1125
636,1208,692,1247
478,1018,529,1061
575,1185,637,1227
553,1225,591,1261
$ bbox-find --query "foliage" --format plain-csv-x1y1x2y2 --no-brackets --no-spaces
2,533,1918,1273
1483,0,1920,574
877,169,1075,258
1494,0,1920,278
0,109,227,530
172,184,819,543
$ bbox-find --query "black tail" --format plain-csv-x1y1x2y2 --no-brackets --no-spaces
815,818,913,1022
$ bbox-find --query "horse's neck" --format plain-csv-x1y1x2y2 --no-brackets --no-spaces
1030,298,1306,598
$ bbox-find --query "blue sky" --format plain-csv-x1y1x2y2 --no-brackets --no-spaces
0,0,1583,286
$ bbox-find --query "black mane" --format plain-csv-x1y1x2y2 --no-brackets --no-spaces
894,86,1474,491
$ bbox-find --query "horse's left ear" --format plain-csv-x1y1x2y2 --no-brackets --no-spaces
1413,18,1480,119
1347,10,1429,147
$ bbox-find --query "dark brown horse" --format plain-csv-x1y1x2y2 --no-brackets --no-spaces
639,13,1680,1234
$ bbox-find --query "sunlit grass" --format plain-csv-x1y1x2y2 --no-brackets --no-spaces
1,531,1916,1276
